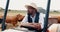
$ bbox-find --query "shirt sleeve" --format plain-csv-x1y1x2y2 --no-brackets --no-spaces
21,14,28,23
39,13,45,29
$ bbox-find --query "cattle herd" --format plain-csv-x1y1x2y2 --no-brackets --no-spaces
0,14,60,29
0,14,60,32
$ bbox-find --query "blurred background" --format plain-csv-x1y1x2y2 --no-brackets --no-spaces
0,0,60,16
0,0,60,32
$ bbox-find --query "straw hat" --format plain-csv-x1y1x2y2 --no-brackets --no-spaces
25,3,38,10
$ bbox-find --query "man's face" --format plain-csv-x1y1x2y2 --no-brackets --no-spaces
27,6,36,15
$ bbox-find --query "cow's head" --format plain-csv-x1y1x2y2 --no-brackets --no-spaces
16,14,24,21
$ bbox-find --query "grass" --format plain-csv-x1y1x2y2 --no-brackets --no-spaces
0,11,27,16
0,11,60,16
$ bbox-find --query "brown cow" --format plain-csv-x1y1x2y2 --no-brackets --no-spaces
0,14,24,26
51,16,60,23
6,14,24,26
16,14,24,21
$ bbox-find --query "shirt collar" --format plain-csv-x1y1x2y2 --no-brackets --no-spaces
30,13,36,18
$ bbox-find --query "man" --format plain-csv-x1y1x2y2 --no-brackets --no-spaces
20,3,45,32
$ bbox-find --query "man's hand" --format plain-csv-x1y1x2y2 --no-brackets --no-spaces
32,23,41,30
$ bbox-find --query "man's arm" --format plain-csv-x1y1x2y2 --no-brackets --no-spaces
20,23,36,28
39,13,45,29
20,23,41,30
31,23,41,30
32,13,45,30
20,14,38,29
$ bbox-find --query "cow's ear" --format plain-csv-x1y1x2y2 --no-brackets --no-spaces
17,14,20,16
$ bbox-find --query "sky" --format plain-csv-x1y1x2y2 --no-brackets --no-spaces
0,0,60,10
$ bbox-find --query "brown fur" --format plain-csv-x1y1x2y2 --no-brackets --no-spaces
0,14,24,26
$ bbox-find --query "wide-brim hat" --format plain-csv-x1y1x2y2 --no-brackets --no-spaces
25,3,38,10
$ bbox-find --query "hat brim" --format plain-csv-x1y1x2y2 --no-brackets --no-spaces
25,5,37,10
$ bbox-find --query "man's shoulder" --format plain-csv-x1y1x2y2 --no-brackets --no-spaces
39,13,45,17
39,13,45,15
